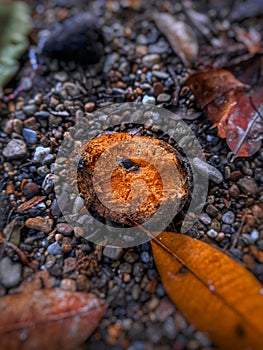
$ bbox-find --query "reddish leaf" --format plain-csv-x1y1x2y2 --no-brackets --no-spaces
225,54,263,86
186,69,246,109
205,88,244,130
226,87,263,157
186,69,263,157
0,289,106,350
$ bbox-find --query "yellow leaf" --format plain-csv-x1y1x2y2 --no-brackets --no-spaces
151,232,263,350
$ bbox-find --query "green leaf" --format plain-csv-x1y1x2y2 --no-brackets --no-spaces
0,1,32,96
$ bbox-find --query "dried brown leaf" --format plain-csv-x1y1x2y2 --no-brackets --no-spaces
154,13,198,67
0,289,106,350
186,69,246,109
151,232,263,350
186,69,263,157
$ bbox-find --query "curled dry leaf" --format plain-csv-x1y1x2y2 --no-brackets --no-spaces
153,13,198,67
151,232,263,350
0,289,106,350
186,69,263,157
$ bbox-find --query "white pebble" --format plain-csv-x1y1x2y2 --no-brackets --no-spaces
207,229,218,238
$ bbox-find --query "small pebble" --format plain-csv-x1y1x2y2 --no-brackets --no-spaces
23,182,39,199
25,217,53,233
54,71,68,82
20,77,32,91
22,128,37,144
148,41,169,54
42,173,55,194
42,154,55,165
153,82,164,97
33,146,50,163
55,233,63,242
221,224,232,234
157,93,171,102
47,241,63,255
250,229,260,242
238,176,258,196
56,223,73,235
37,165,49,177
15,110,26,120
132,284,141,301
0,257,22,288
152,71,169,79
74,226,84,237
3,139,27,159
35,111,50,120
76,274,91,291
207,229,218,238
142,54,160,68
60,278,76,291
103,246,124,260
222,211,235,224
13,119,23,134
141,251,150,263
199,213,212,225
257,240,263,250
85,102,95,112
206,204,219,217
155,297,175,322
23,104,37,116
142,95,155,104
230,248,244,259
229,184,240,199
215,232,225,242
193,158,223,184
163,317,177,339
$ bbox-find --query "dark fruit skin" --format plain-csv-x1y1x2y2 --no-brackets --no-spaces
41,13,104,64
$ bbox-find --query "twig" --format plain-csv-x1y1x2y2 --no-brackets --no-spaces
0,236,29,266
230,209,248,250
168,66,180,105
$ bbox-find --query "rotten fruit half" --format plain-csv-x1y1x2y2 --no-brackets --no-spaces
77,133,189,226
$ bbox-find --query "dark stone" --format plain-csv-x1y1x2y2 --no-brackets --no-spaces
41,13,104,64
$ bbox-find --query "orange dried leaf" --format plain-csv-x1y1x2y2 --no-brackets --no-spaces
151,232,263,350
0,289,106,350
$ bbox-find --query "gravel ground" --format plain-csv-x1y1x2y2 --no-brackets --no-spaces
0,0,262,349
